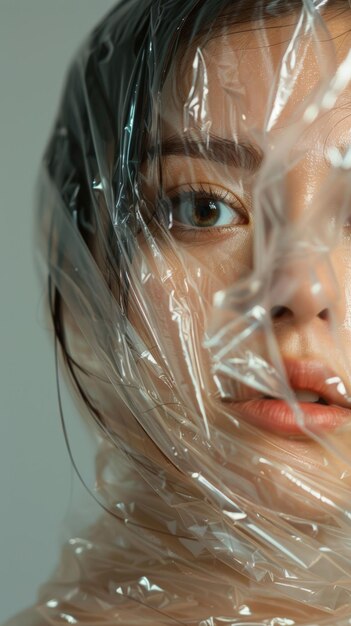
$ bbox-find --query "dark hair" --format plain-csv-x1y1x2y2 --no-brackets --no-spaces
42,0,348,426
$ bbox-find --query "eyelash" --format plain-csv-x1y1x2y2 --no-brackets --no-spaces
165,183,249,242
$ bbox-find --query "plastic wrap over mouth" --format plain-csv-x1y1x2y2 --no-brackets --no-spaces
11,1,351,625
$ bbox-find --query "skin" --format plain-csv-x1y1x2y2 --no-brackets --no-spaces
127,7,351,517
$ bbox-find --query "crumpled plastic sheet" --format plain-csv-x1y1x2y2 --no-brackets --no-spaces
8,0,351,624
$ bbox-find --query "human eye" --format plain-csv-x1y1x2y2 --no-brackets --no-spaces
166,183,249,242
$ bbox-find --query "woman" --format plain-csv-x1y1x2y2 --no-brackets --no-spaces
7,0,351,624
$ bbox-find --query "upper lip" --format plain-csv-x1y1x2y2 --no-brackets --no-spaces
281,359,351,408
221,359,351,408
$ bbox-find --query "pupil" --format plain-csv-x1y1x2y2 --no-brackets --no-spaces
193,199,218,227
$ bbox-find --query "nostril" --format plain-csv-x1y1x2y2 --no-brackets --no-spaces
271,305,331,322
318,308,330,321
271,305,291,319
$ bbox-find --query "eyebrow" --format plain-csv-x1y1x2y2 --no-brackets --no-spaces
148,134,263,172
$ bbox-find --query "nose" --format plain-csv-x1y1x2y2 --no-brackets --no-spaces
269,252,339,325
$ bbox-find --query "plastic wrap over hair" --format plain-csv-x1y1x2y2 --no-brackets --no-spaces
10,0,351,624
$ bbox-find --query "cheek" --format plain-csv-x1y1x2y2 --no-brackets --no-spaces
127,245,208,400
339,244,351,333
128,228,252,338
127,229,253,406
182,228,253,290
326,240,351,342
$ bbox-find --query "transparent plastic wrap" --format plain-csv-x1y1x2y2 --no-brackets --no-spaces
10,1,351,624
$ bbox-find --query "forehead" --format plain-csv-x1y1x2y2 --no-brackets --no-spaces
160,10,351,151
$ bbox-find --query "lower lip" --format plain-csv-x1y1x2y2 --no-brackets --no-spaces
231,399,351,436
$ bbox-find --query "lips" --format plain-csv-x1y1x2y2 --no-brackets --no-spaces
223,359,351,436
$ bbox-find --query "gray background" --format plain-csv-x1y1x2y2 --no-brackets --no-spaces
0,2,117,621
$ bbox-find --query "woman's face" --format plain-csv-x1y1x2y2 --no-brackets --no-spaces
62,8,351,525
125,7,351,510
